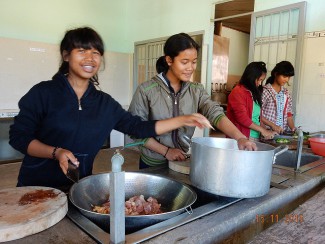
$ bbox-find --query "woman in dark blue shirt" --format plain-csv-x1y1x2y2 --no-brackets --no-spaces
9,27,211,188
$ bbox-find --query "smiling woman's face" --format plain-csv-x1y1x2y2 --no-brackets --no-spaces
64,47,102,82
166,48,198,83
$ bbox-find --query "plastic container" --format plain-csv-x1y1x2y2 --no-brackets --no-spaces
308,138,325,156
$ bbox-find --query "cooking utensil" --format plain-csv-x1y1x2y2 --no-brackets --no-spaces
69,172,197,233
66,159,79,183
189,137,288,198
274,135,294,140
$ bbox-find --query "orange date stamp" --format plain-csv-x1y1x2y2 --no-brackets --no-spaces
255,214,304,224
284,214,304,223
256,214,279,223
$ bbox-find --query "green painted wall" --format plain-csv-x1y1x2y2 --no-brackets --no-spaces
0,0,218,53
1,0,325,53
125,0,216,52
0,0,129,52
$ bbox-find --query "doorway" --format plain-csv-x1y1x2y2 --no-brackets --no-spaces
210,0,254,137
211,0,254,103
211,1,305,134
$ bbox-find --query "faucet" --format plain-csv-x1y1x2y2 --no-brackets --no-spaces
109,142,144,243
295,128,304,171
110,149,126,243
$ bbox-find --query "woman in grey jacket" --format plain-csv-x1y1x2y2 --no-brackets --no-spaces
129,33,256,168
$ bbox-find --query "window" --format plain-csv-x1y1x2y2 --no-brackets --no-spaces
133,34,203,91
249,2,306,112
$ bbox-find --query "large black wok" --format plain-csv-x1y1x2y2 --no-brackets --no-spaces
69,172,197,233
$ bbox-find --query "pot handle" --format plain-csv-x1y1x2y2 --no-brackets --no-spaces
272,145,289,164
274,145,289,157
180,134,192,148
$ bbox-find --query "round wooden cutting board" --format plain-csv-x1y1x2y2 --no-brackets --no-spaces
0,186,67,242
168,158,191,175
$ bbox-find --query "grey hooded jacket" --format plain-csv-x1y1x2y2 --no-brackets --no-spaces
128,73,225,166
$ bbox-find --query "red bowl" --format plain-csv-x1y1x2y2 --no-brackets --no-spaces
308,138,325,156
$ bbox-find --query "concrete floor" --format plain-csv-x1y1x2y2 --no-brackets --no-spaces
249,186,325,244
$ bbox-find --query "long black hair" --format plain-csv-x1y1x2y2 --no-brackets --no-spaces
53,27,105,86
265,61,295,85
239,61,267,106
156,33,200,73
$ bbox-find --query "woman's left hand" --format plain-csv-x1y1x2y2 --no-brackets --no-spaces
237,138,257,151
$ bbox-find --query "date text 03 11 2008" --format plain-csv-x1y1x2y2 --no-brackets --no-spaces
256,214,304,224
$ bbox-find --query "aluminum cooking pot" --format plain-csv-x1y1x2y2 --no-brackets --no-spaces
190,137,288,198
69,172,196,233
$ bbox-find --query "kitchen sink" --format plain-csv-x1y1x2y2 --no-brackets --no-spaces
273,150,322,168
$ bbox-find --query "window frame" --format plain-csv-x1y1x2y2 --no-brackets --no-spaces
133,32,204,93
249,2,306,114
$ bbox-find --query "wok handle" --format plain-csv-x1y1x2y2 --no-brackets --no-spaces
185,205,193,215
272,145,289,164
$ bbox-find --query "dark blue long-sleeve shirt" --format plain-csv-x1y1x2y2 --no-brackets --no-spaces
9,73,157,188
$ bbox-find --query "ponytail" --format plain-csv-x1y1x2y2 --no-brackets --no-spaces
265,76,274,85
156,56,169,73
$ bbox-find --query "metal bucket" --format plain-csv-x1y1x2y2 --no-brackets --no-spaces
190,137,287,198
69,172,196,233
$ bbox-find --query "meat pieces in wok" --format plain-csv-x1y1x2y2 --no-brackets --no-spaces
92,195,163,215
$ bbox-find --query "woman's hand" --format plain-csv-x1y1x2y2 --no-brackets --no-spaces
261,128,278,140
237,138,257,151
271,124,283,134
155,113,213,135
165,148,187,161
182,113,214,129
55,148,79,174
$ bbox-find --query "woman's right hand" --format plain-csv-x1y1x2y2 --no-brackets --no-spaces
55,148,79,174
271,124,284,134
261,129,278,140
165,148,187,161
